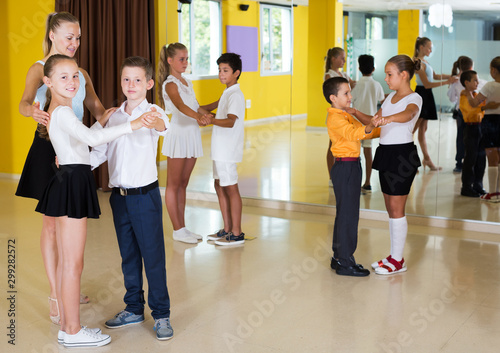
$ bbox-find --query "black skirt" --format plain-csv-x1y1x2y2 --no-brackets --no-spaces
373,143,421,196
415,85,438,120
16,130,57,201
481,115,500,148
36,164,101,219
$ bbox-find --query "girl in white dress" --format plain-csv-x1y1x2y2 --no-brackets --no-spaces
36,54,157,347
347,55,423,275
157,43,212,243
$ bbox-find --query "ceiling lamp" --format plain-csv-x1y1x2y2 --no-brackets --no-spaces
428,3,453,28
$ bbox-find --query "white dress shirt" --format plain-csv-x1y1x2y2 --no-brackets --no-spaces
49,106,132,166
90,99,169,188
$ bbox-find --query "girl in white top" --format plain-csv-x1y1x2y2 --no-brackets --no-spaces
348,55,423,275
35,55,157,347
324,47,357,184
467,56,500,201
157,43,213,243
17,12,107,325
413,37,456,171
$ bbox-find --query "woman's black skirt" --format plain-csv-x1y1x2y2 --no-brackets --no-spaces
36,164,101,219
16,130,57,201
373,142,421,196
415,85,438,120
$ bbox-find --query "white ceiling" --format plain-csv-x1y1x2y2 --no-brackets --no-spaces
342,0,500,12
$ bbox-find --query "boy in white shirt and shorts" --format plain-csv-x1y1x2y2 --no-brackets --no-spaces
206,53,246,246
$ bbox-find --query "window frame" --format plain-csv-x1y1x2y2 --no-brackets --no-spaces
178,0,222,80
259,3,293,76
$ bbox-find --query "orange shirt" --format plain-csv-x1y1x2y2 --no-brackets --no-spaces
459,92,484,123
327,107,380,158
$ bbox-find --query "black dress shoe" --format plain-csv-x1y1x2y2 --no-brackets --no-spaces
461,187,480,198
473,186,487,195
330,258,340,270
336,263,370,277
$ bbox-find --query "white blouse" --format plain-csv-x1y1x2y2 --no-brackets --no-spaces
49,106,132,166
380,92,422,145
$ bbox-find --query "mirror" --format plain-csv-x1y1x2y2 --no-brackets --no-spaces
160,0,499,225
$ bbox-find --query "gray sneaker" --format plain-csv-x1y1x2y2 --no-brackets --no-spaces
105,310,144,328
154,318,173,340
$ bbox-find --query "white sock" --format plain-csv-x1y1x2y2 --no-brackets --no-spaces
488,166,498,193
390,216,407,262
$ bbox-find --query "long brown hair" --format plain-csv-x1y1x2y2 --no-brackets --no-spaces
43,12,79,56
37,54,78,141
156,42,187,108
387,55,421,80
324,47,344,73
451,56,473,76
413,37,431,58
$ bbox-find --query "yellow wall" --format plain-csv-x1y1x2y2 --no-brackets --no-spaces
1,0,54,175
307,0,343,128
398,10,421,89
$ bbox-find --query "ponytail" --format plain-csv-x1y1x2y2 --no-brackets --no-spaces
414,37,430,58
43,12,79,56
452,56,473,76
451,61,459,76
388,55,420,80
324,47,344,73
156,42,187,109
37,90,51,141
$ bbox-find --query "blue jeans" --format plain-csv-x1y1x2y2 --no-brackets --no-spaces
109,187,170,319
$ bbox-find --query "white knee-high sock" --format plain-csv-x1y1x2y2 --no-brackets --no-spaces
488,166,498,193
390,216,407,262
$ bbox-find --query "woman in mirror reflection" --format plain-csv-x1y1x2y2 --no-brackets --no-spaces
413,37,456,171
157,43,213,243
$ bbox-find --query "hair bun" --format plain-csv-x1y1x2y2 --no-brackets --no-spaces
413,58,421,72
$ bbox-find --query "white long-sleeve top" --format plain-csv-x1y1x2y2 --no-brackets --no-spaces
49,105,132,166
90,99,169,188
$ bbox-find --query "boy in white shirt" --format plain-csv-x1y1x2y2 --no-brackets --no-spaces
205,53,246,246
90,56,173,340
351,54,385,193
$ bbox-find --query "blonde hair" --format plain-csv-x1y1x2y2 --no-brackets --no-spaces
43,12,79,57
325,47,344,73
37,54,78,141
156,42,187,108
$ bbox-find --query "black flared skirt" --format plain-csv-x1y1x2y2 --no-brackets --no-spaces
16,130,57,201
415,85,438,120
36,164,101,219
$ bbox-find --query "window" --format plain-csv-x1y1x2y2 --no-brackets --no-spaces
260,4,292,75
179,0,221,77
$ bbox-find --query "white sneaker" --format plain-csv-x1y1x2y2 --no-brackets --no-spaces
186,229,202,240
58,327,102,344
63,327,111,348
172,228,197,244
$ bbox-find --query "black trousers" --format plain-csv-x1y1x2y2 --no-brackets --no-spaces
454,109,465,169
461,124,486,190
331,160,361,267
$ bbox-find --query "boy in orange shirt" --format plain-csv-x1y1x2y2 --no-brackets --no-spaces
324,77,381,277
459,70,499,197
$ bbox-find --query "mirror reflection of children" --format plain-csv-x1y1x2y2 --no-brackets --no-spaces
204,53,246,246
351,54,385,193
467,56,500,202
324,77,381,277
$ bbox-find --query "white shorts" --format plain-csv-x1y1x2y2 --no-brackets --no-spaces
361,139,372,148
213,161,238,186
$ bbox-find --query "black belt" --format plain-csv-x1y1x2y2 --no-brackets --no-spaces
112,180,158,196
335,157,360,162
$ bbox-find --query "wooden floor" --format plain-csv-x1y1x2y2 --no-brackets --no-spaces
1,178,500,353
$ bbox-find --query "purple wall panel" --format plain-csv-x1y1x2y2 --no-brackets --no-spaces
226,25,258,72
